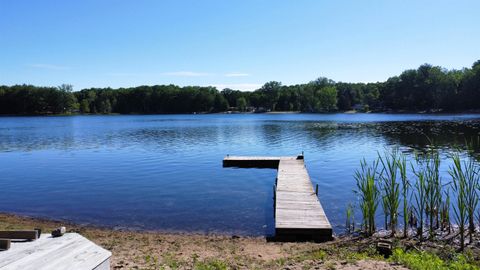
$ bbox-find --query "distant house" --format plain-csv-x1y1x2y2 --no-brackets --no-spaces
254,107,268,113
352,104,364,111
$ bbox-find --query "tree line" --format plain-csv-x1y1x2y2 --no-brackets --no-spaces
0,60,479,115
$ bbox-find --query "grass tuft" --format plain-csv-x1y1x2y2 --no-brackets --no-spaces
390,248,479,270
354,158,380,236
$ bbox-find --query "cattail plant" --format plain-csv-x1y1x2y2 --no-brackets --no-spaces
440,189,451,234
463,156,478,243
354,159,380,236
464,142,480,243
424,151,442,239
450,153,468,251
398,153,410,238
378,150,400,236
408,206,418,233
345,203,355,234
381,194,390,231
412,155,427,241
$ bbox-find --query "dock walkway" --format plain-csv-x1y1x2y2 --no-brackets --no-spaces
0,233,111,270
223,155,332,241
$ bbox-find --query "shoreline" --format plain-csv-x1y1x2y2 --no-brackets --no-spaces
0,110,480,118
0,212,273,238
1,212,478,269
2,110,480,117
0,212,394,269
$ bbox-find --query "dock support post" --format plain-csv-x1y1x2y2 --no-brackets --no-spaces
273,184,276,217
315,184,318,195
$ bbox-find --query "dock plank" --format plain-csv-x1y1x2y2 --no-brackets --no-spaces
223,155,332,241
0,233,111,270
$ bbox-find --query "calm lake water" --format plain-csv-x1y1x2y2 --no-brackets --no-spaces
1,113,480,236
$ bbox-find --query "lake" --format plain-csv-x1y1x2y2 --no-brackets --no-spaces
1,113,480,236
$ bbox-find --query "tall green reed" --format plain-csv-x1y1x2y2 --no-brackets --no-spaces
424,151,442,239
450,153,468,251
379,150,401,236
352,144,478,249
381,194,389,230
412,154,427,241
461,156,478,243
440,189,451,234
354,158,380,236
464,142,480,242
345,203,354,234
398,153,410,238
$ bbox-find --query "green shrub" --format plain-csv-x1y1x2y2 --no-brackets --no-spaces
390,248,479,270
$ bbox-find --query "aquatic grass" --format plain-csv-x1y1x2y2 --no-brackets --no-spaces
450,153,468,251
440,189,451,234
354,158,380,236
407,206,418,234
381,194,389,231
465,138,480,242
409,150,443,240
345,203,354,234
412,155,427,241
465,159,479,243
398,152,410,238
352,145,480,252
424,150,442,239
454,151,480,243
378,149,400,236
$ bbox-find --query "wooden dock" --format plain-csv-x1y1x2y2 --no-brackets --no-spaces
223,155,332,241
0,233,111,270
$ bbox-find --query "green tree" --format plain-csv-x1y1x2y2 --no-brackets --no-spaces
213,94,229,112
80,99,90,113
316,86,337,111
258,81,282,111
236,97,247,111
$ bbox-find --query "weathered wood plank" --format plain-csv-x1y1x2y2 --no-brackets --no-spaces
35,235,111,270
94,258,111,270
223,155,332,241
276,159,331,240
0,231,38,241
0,239,11,251
0,233,111,270
223,156,301,168
0,233,77,267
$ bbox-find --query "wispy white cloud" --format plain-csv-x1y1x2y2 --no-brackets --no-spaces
106,72,145,77
27,63,71,70
224,72,250,77
161,71,212,77
212,83,262,91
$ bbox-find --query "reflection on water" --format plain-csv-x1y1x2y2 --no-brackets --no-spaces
1,114,480,235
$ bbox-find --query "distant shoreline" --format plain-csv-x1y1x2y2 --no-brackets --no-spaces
2,110,480,117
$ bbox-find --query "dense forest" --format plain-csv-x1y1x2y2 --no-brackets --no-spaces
1,60,479,115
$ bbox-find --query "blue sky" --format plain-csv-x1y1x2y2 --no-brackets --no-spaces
1,0,479,91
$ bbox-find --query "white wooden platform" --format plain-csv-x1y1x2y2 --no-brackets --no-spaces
223,155,332,241
0,233,111,270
